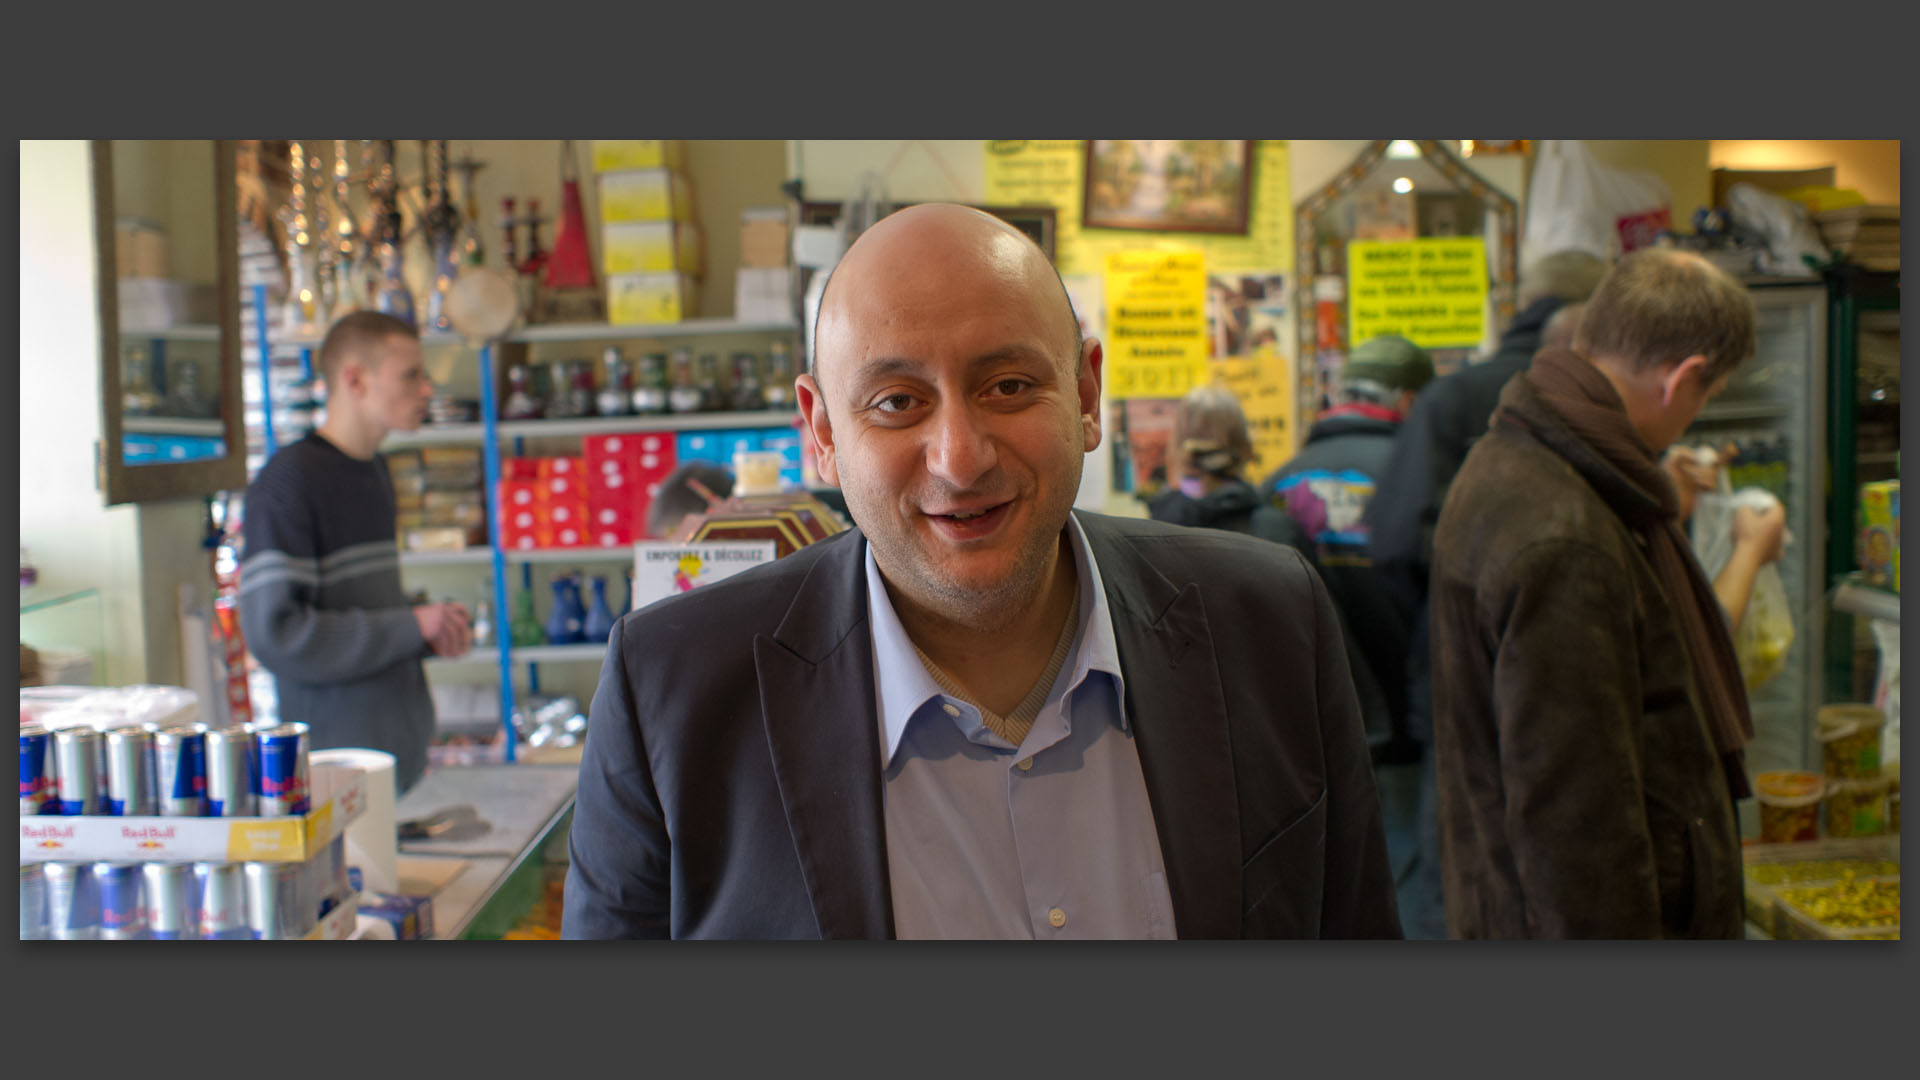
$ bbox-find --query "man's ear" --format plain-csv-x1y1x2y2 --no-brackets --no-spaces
1661,354,1709,407
794,372,839,486
1078,337,1104,454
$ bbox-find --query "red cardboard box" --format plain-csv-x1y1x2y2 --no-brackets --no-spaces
501,502,544,533
542,471,588,501
539,457,588,483
500,524,549,551
498,480,541,513
546,499,590,530
584,433,643,470
550,522,589,548
501,458,541,482
592,524,636,548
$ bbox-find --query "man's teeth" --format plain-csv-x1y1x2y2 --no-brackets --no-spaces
950,510,985,520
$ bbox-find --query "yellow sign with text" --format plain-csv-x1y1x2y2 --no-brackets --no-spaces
1210,350,1296,477
1347,238,1488,349
1104,251,1209,401
983,140,1293,278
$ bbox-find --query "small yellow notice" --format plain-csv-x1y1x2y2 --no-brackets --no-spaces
1346,238,1488,349
1104,251,1209,401
1210,350,1295,477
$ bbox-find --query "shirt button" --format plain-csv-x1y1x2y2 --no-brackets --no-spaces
941,702,960,717
1048,907,1067,928
1016,757,1034,772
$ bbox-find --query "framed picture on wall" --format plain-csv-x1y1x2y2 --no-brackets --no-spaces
1082,140,1253,235
798,202,1057,261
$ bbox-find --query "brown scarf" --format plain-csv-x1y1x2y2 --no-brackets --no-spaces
1496,348,1753,798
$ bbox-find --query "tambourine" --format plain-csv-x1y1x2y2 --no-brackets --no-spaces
443,266,522,344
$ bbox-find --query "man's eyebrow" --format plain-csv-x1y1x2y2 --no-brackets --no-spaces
847,346,1056,386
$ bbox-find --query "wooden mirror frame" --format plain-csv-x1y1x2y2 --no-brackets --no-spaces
93,140,246,505
1292,140,1519,437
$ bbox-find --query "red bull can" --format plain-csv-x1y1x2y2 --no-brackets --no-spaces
94,861,147,939
255,723,311,816
203,725,256,817
142,862,196,940
21,863,48,940
244,861,307,939
43,862,100,940
193,862,250,940
52,727,104,816
105,727,157,817
20,723,57,816
151,723,208,817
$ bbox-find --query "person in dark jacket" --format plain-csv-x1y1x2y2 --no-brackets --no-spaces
1430,249,1757,938
1359,251,1608,938
1262,335,1434,762
1146,384,1289,543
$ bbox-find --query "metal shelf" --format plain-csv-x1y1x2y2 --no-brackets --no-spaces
402,546,636,568
1697,399,1791,423
504,317,797,344
1832,575,1900,625
120,417,225,437
262,318,794,351
426,642,609,666
383,409,800,447
125,324,221,342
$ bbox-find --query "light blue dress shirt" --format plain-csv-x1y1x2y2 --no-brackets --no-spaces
867,514,1177,939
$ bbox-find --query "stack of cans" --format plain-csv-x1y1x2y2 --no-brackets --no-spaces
20,720,310,820
20,716,340,942
21,836,351,941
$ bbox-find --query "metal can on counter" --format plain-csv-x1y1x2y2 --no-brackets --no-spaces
43,862,100,940
243,861,307,939
21,864,48,940
94,862,147,939
255,722,311,816
203,725,256,817
20,723,57,816
151,723,208,817
105,727,157,816
142,863,196,940
52,727,104,816
193,862,250,940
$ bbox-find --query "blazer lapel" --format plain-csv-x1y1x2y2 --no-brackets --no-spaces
1079,513,1242,939
754,530,894,940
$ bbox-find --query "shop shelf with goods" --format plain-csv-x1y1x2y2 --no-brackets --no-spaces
1820,263,1900,703
243,275,804,762
1680,279,1830,795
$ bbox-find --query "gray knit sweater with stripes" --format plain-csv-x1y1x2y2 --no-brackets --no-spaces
237,432,434,794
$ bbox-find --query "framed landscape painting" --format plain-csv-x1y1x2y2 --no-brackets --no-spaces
1083,140,1253,235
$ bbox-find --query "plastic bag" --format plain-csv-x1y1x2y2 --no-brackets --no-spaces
1723,182,1828,277
1690,481,1794,690
1521,140,1673,266
1872,619,1899,767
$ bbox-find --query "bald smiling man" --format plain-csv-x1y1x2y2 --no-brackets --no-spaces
562,205,1401,940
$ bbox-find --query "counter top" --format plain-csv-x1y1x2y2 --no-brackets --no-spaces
392,764,579,939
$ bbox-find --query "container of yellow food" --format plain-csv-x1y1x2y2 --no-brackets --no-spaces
1817,704,1886,779
1824,776,1890,838
1755,771,1825,843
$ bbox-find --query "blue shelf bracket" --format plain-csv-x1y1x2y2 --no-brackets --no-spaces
477,342,518,763
253,285,276,458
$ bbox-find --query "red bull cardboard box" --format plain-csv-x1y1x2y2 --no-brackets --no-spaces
19,761,366,864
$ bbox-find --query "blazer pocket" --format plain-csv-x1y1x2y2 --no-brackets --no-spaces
1242,787,1328,933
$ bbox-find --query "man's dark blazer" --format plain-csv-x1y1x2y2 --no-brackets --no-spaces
562,510,1402,939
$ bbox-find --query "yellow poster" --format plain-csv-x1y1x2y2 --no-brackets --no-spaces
983,140,1293,278
1104,251,1209,401
1346,238,1488,348
1210,350,1295,477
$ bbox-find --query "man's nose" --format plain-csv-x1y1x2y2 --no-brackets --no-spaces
925,400,996,491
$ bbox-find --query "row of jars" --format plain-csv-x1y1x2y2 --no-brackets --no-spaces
501,343,796,421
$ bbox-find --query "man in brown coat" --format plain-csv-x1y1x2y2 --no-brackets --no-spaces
1430,249,1757,939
